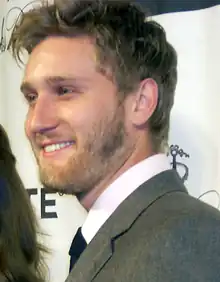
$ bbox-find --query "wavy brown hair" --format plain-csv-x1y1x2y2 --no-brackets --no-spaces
8,0,177,152
0,124,48,282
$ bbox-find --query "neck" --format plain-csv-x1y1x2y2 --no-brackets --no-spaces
79,145,155,211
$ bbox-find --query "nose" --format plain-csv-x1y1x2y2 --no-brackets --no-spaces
27,94,58,135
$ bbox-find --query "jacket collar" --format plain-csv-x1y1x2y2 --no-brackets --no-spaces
66,169,187,282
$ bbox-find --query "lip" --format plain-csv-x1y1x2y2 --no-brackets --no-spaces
40,140,75,157
41,140,74,148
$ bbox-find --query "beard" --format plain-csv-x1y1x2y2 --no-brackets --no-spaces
32,104,135,197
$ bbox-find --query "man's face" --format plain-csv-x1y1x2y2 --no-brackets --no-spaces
22,36,135,196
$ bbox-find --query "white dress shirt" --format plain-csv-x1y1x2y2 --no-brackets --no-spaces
81,153,171,243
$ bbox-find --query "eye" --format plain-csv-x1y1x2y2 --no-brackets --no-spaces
57,86,74,96
25,93,38,105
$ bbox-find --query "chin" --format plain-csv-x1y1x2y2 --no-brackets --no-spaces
40,175,73,193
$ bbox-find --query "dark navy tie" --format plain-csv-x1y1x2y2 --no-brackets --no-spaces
69,227,87,272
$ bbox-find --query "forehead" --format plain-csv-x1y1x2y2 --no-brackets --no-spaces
24,36,99,81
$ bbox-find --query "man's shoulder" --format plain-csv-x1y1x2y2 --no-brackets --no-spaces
0,273,6,282
158,190,220,222
118,192,220,271
128,190,220,246
98,191,220,281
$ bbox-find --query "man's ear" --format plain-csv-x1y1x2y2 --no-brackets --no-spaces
131,78,158,127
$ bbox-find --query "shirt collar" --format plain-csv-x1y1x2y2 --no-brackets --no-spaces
82,153,171,243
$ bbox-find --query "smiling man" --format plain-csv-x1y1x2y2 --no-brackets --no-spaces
20,36,129,203
9,0,220,281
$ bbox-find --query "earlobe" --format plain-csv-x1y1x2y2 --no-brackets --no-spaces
132,78,158,127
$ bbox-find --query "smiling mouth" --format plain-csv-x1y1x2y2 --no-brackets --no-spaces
43,141,75,153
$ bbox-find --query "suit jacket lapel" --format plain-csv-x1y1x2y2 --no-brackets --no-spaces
66,169,187,282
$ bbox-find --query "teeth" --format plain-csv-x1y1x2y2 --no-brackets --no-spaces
44,141,73,153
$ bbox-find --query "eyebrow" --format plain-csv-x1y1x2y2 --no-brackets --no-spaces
20,76,89,93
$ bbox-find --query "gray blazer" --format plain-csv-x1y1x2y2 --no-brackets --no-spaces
66,170,220,282
0,274,6,282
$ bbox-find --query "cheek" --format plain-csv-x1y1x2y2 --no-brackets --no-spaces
61,101,99,129
24,112,32,138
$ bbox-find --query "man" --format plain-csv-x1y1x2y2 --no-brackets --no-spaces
9,0,220,281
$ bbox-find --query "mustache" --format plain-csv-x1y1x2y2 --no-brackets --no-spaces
32,132,77,147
